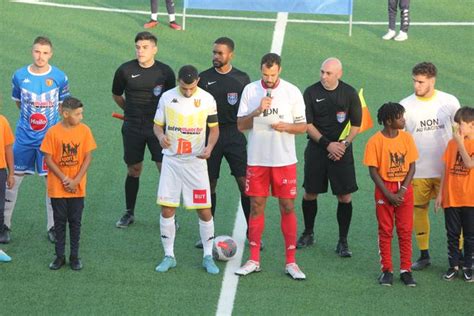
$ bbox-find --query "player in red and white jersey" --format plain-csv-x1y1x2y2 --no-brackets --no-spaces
153,65,220,274
400,62,460,270
235,53,307,280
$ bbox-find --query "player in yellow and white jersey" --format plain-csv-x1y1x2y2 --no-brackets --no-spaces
153,65,220,274
400,62,460,270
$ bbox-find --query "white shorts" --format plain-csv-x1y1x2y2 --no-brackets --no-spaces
157,155,211,209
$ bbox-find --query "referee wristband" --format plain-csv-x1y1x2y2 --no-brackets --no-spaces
319,136,331,148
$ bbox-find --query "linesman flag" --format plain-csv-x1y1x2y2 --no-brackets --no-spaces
339,88,374,140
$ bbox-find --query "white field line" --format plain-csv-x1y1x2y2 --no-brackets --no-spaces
215,204,247,316
10,1,474,26
271,12,288,55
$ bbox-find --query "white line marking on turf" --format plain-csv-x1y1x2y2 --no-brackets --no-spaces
215,203,247,316
271,12,288,55
10,1,474,26
216,12,288,316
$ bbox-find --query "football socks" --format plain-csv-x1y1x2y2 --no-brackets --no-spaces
248,214,265,262
210,193,217,217
302,199,317,234
281,211,297,264
199,217,215,257
241,194,251,227
337,201,352,239
125,176,139,214
414,204,430,250
160,215,176,258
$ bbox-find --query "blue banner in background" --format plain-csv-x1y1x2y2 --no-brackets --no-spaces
184,0,353,15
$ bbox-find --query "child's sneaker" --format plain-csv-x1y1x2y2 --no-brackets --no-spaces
462,268,473,282
400,271,417,287
235,260,261,276
202,255,219,275
378,271,393,286
155,256,176,272
443,267,458,281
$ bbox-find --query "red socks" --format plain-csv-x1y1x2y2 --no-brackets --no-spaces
248,214,265,262
248,211,297,264
281,211,297,264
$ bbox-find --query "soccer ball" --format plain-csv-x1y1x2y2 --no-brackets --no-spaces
212,235,238,261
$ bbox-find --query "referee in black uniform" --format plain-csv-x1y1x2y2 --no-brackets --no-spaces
195,37,251,247
297,58,362,257
112,32,175,228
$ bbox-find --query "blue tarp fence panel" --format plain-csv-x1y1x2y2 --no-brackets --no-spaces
182,0,354,35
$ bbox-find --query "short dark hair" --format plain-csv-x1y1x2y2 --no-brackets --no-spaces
261,53,281,69
62,97,84,110
412,62,437,78
214,37,234,51
178,65,199,84
33,36,53,48
135,32,157,45
377,102,405,125
454,106,474,124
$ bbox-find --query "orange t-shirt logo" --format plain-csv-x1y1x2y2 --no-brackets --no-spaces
60,142,80,167
177,138,192,154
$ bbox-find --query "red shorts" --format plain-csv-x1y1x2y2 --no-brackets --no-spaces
245,164,297,198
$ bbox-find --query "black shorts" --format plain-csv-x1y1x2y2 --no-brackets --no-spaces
122,122,163,165
207,125,247,179
303,141,358,195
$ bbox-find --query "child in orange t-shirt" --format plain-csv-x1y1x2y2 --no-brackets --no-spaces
435,106,474,282
40,97,97,270
363,102,418,287
0,115,15,261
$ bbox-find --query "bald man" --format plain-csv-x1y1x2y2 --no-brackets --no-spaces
297,58,362,257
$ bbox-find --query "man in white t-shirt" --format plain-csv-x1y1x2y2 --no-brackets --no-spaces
234,53,307,280
400,62,460,270
153,65,220,275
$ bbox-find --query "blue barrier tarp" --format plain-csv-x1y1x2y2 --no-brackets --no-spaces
184,0,353,16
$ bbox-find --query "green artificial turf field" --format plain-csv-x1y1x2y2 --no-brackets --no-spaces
0,1,473,314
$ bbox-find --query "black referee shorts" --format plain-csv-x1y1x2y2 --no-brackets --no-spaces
207,125,247,180
303,141,358,195
122,122,163,165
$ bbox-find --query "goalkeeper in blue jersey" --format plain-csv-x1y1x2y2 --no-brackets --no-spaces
1,36,70,244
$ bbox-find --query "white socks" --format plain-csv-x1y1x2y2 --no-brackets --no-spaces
199,217,215,257
45,177,54,230
160,214,176,258
4,175,23,228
